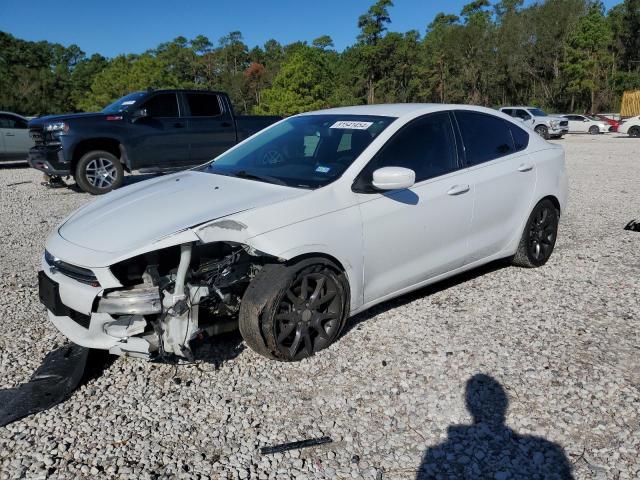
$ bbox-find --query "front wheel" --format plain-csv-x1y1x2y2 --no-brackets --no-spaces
534,125,549,140
629,126,640,138
239,259,349,361
512,199,559,268
74,150,124,195
589,125,599,135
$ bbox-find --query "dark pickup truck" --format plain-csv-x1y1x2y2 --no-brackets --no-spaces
28,89,281,194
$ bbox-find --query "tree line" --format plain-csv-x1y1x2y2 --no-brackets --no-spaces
1,0,639,117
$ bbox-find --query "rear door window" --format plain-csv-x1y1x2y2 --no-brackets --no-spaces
142,93,179,117
185,93,222,117
455,110,515,165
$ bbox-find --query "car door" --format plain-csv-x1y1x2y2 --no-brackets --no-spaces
0,114,31,160
454,110,537,262
183,92,237,165
567,115,585,133
127,92,191,170
354,111,475,304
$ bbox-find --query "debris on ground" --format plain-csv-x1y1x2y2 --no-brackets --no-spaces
260,436,333,455
0,343,88,427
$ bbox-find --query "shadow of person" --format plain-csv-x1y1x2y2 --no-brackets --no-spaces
417,374,573,479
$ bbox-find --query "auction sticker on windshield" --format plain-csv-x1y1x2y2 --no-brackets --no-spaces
330,121,373,130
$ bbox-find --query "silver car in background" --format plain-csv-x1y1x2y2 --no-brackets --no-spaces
0,112,33,161
561,114,608,134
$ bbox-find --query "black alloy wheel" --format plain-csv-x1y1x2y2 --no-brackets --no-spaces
274,268,343,360
512,199,559,268
239,260,348,361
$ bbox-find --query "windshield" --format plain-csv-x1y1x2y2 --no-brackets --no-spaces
101,92,147,114
203,114,395,189
587,116,601,121
528,108,548,117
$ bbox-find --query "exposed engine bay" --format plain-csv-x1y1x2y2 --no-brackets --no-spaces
97,242,272,360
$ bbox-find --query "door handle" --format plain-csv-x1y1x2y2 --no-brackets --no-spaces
221,121,232,127
173,122,185,128
447,184,470,196
517,163,533,172
5,133,15,136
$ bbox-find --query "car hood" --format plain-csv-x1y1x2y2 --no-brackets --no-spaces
58,171,307,254
28,112,105,127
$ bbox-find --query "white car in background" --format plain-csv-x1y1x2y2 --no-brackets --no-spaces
0,111,33,161
618,116,640,137
561,114,608,134
499,106,568,139
38,104,567,362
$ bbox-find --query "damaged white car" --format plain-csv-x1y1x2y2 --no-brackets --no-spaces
39,104,567,361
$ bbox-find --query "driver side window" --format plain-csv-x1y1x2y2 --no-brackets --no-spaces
355,112,458,191
142,93,179,117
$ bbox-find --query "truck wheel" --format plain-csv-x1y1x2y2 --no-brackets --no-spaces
534,125,549,140
74,151,124,195
629,126,640,138
512,199,559,268
589,125,599,135
239,258,349,361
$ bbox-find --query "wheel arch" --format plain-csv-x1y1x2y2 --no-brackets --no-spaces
71,138,125,171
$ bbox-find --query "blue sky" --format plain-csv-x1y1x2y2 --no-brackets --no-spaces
1,0,622,57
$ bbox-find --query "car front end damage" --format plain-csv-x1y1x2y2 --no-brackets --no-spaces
40,239,277,360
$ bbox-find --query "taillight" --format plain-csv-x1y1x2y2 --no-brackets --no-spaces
106,115,123,121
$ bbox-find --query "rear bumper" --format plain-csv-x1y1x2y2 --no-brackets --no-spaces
28,146,71,176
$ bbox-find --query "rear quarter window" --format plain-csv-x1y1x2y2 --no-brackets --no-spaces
508,123,529,151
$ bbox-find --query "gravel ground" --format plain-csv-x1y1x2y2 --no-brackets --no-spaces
0,134,638,479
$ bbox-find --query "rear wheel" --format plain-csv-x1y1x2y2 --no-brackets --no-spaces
629,126,640,138
239,259,348,361
534,125,549,140
589,125,599,135
74,150,124,195
512,199,559,268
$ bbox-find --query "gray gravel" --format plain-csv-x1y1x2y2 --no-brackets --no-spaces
0,134,639,479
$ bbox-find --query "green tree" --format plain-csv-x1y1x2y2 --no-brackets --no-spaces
564,2,613,112
356,0,394,103
256,46,334,116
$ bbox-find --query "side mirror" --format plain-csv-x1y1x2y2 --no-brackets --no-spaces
583,118,590,122
515,117,525,122
523,115,532,121
132,108,148,121
372,167,415,191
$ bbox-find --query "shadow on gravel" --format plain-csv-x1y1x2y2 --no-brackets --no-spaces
191,330,245,370
416,374,573,479
343,259,509,337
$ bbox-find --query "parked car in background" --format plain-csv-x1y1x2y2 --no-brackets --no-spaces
0,111,33,161
499,106,568,139
38,104,567,361
618,116,640,137
591,113,620,132
27,90,281,194
561,114,608,134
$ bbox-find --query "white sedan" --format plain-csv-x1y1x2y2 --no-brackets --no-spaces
561,114,609,134
39,104,567,361
618,116,640,137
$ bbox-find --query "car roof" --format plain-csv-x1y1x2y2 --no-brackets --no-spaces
501,106,539,110
299,103,506,120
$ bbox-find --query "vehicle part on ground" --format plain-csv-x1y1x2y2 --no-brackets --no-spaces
239,259,349,361
624,219,639,232
74,150,124,195
512,199,559,268
0,343,88,427
535,125,549,139
589,126,599,135
629,126,640,137
260,436,333,455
